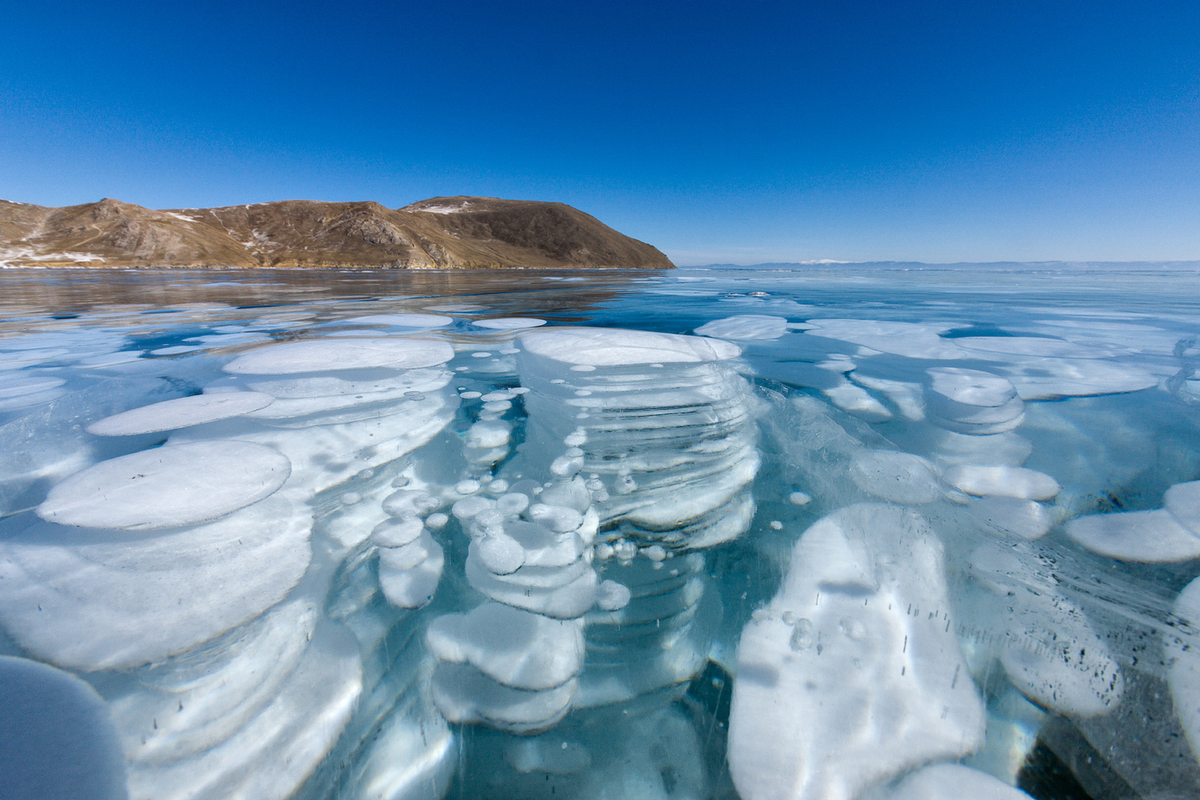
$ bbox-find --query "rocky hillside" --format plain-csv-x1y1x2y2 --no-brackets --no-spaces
0,196,674,270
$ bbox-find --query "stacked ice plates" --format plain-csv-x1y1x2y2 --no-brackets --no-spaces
515,328,761,707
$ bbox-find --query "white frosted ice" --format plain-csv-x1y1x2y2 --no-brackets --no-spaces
1167,574,1200,765
884,763,1033,800
37,441,291,530
0,656,127,800
822,378,893,422
928,367,1018,407
945,465,1060,500
728,504,985,800
521,327,739,365
370,517,424,548
1165,480,1200,535
431,663,576,734
378,532,445,609
849,450,942,505
596,579,632,611
969,496,1053,540
968,544,1123,717
343,314,453,328
805,319,964,360
955,335,1121,360
123,620,361,800
473,317,546,329
998,358,1158,400
852,374,925,420
0,374,65,399
223,337,454,374
86,392,275,435
427,602,584,691
1066,509,1200,562
695,315,790,340
0,494,311,670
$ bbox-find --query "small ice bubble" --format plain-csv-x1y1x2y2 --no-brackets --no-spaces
789,618,814,651
511,387,530,394
614,540,637,561
477,534,526,575
483,400,512,412
356,468,375,479
460,391,482,399
404,391,426,400
392,475,411,488
782,610,796,625
570,365,597,372
643,545,667,562
596,580,631,611
372,517,425,547
615,475,637,494
455,366,470,371
500,348,520,354
481,390,516,402
839,617,867,641
594,543,614,560
340,492,362,505
471,352,492,358
564,429,587,447
425,512,449,530
456,480,482,496
487,479,510,494
574,390,592,396
550,379,566,385
770,520,783,530
474,509,506,529
496,493,531,516
550,454,584,477
452,496,493,521
789,491,812,506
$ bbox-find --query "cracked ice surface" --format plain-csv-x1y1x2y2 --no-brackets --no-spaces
1,265,1200,800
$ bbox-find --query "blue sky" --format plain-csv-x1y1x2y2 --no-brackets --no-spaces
2,1,1198,264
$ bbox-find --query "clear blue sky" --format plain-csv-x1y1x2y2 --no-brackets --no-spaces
2,1,1198,264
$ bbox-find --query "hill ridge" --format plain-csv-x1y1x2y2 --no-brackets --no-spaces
0,196,674,270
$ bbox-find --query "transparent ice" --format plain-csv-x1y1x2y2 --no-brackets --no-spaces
1,263,1199,799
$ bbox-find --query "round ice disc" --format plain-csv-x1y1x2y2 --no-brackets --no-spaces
520,327,739,366
224,337,454,374
37,440,291,530
86,391,275,436
473,318,547,330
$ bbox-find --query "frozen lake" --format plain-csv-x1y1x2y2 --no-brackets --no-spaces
2,264,1199,800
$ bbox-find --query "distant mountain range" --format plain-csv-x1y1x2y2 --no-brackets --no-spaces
689,261,1200,270
0,196,674,270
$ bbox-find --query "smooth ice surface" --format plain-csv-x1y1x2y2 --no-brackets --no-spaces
473,317,547,329
224,337,454,374
521,327,739,365
944,464,1061,500
1067,509,1200,562
0,494,312,670
0,656,128,800
87,392,275,435
884,763,1033,800
728,504,985,800
695,314,790,340
37,441,291,530
3,265,1200,800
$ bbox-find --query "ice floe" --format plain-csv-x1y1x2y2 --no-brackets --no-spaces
37,441,291,530
728,504,985,800
86,392,275,435
695,314,790,340
224,337,454,374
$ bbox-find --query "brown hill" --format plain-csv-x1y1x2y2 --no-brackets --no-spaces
0,196,674,270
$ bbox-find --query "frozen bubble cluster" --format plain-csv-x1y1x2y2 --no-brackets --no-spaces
2,264,1200,799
